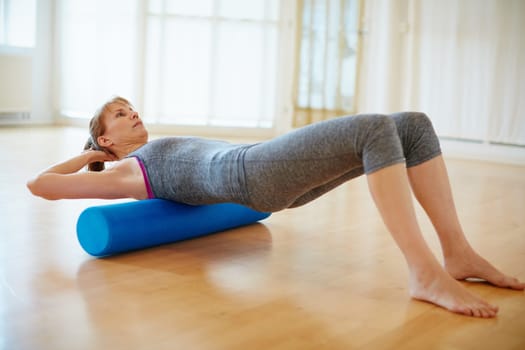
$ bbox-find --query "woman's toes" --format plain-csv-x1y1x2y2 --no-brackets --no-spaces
480,307,492,318
472,307,482,318
510,278,525,290
455,304,473,317
481,303,498,318
491,304,499,313
487,306,498,318
455,300,498,318
495,276,523,289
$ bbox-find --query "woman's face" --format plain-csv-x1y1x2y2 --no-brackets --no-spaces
98,101,148,147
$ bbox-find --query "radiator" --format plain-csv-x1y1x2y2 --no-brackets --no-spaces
0,111,32,125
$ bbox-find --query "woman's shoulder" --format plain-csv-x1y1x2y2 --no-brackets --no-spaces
127,137,184,157
137,136,232,152
127,136,240,164
138,136,198,148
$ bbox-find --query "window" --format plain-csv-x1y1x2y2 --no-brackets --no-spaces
144,0,280,127
57,0,139,118
58,0,282,128
0,0,36,49
293,0,360,126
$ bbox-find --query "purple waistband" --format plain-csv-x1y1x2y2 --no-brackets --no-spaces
133,157,155,199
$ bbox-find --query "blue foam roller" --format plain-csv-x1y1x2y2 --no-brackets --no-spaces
76,199,270,257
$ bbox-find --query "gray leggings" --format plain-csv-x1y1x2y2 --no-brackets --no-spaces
242,112,441,212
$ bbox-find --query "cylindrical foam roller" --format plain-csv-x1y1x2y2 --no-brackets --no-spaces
76,199,270,257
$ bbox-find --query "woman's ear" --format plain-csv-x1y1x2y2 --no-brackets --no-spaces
97,136,113,148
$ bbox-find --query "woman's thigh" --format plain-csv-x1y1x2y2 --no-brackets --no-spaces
242,114,405,211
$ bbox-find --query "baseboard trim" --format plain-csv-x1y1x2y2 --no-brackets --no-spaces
439,138,525,166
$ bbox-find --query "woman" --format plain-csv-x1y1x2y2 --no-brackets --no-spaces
27,96,524,318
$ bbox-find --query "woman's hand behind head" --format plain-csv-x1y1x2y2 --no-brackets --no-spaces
83,149,119,163
82,149,118,172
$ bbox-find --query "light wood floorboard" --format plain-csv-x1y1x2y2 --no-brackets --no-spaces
1,127,524,350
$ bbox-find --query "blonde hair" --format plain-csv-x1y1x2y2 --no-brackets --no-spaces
83,96,132,171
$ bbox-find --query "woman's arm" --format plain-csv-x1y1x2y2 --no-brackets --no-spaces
27,151,145,200
36,150,115,175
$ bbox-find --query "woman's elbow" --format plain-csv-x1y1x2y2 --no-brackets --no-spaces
26,178,39,196
26,177,59,200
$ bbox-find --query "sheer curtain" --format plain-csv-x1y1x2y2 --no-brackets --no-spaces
408,0,525,145
57,0,282,128
357,0,525,146
293,0,360,127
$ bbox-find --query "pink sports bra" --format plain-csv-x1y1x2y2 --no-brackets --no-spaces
133,156,155,199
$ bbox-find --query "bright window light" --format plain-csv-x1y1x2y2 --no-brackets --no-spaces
0,0,36,48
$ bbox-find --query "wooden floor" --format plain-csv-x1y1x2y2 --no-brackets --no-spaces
1,126,524,350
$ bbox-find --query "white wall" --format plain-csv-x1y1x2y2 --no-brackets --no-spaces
0,53,32,112
30,0,54,124
0,0,53,124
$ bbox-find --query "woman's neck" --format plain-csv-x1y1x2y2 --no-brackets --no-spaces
112,141,147,160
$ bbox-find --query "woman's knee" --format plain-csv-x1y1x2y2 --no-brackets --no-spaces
354,114,399,140
394,112,436,134
392,112,441,166
363,113,397,128
356,114,405,173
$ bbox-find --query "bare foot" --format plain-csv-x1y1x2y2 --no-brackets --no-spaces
409,265,499,318
444,249,525,290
